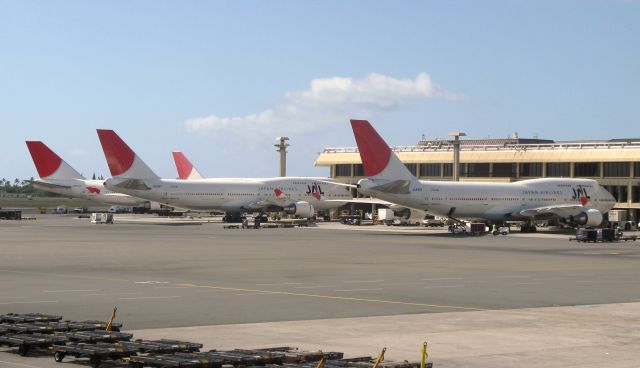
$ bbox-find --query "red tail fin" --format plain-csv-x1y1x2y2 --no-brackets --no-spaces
25,141,62,178
172,151,194,180
350,120,391,177
96,130,136,176
96,130,158,179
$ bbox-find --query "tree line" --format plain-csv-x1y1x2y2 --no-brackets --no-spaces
0,178,57,196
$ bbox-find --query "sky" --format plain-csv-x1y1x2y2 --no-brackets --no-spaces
1,0,639,180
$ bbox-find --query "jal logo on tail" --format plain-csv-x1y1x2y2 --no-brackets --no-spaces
87,186,101,194
571,185,589,205
306,183,324,200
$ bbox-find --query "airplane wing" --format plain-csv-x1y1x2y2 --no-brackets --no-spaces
324,198,395,206
516,204,585,218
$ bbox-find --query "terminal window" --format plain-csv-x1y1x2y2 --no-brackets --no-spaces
443,163,466,177
633,186,640,203
603,162,630,177
519,163,542,177
420,163,441,177
575,162,600,177
493,163,517,177
353,164,365,177
443,163,452,177
335,164,352,177
546,163,570,177
405,163,418,176
467,163,490,177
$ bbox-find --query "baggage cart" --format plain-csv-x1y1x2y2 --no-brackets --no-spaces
255,347,344,363
118,339,202,354
0,313,63,324
55,330,133,343
128,353,224,368
52,342,139,367
0,333,68,356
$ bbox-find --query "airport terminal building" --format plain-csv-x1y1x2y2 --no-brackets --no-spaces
315,136,640,221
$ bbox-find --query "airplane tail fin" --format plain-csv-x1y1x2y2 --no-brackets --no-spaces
172,151,204,180
350,119,415,181
96,130,159,179
25,141,85,180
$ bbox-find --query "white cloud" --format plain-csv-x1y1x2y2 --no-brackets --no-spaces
184,72,463,139
67,147,87,157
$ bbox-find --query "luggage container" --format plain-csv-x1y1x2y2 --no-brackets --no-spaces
465,222,487,236
597,228,616,242
573,228,598,242
90,212,114,224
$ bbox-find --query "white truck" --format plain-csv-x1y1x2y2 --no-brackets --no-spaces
608,210,637,231
377,208,395,225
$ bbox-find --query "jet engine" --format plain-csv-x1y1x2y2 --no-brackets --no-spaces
572,209,603,227
284,201,315,218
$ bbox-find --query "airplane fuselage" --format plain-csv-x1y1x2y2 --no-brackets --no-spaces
358,177,616,222
32,178,147,206
105,176,351,212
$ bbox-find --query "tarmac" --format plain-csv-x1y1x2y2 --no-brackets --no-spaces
1,215,639,367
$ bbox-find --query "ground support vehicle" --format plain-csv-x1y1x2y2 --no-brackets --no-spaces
607,209,638,231
0,333,68,356
569,228,631,242
377,208,395,225
492,226,510,236
90,213,114,224
570,228,598,242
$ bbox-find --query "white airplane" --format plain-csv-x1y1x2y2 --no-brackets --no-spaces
96,130,351,220
349,120,616,230
25,141,147,206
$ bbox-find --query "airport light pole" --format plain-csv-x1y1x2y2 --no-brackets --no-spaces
275,137,290,177
448,132,466,182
